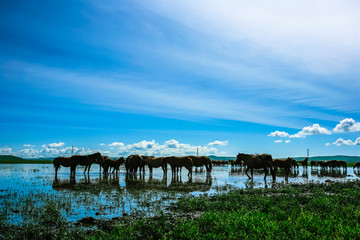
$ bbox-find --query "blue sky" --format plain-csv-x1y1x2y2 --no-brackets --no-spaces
1,0,360,158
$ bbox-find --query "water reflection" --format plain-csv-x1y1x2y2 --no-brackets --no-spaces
52,174,124,194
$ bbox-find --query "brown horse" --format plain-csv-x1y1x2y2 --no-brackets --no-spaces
310,160,319,169
53,156,78,177
102,157,125,174
354,162,360,170
188,156,212,173
298,157,308,168
237,153,275,180
53,152,103,176
163,156,193,178
143,157,167,176
74,152,104,174
125,155,144,174
272,157,294,181
291,158,299,169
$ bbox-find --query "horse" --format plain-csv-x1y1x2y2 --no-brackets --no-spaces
73,152,104,174
310,161,319,169
353,162,360,170
102,157,125,174
188,156,212,173
162,156,193,178
140,156,154,174
236,153,275,180
53,156,78,177
143,157,167,176
272,157,294,181
291,158,299,169
298,157,308,168
125,155,144,174
53,152,103,176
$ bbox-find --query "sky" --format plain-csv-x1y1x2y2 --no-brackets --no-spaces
1,0,360,158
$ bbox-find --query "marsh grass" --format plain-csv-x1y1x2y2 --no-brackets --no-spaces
2,181,360,239
89,180,360,239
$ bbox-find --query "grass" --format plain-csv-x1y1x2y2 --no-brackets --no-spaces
3,180,360,239
85,180,360,239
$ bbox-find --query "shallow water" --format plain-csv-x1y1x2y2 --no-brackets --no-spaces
0,164,358,223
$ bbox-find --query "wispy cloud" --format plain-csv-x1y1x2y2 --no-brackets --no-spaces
208,140,228,146
144,0,360,74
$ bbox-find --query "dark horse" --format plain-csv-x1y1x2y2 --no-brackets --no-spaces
272,157,294,181
237,153,275,180
101,156,125,174
298,157,308,168
53,152,104,176
354,162,360,170
188,156,212,173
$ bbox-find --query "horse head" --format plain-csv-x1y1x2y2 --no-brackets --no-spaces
89,152,104,163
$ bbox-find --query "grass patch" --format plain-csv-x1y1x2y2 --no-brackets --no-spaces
2,181,360,239
91,181,360,239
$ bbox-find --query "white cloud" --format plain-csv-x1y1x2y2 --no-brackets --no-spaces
99,143,105,146
47,142,65,148
18,148,39,158
285,140,291,144
132,140,157,150
268,131,289,138
290,124,331,138
0,147,12,154
106,139,220,157
274,140,282,143
332,137,360,146
164,139,180,148
208,140,228,146
23,144,34,147
325,143,331,146
333,118,360,133
108,142,125,147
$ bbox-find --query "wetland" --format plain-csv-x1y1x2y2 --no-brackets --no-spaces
1,163,360,239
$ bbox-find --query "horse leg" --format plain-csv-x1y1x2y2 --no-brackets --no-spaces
251,168,254,180
263,167,267,180
245,167,251,179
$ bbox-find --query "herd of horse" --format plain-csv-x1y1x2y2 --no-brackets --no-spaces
54,153,212,179
53,152,351,181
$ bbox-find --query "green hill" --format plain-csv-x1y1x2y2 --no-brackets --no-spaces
294,155,360,163
208,155,360,163
0,155,53,164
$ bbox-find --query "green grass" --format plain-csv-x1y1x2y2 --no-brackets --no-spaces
2,176,360,239
74,181,360,239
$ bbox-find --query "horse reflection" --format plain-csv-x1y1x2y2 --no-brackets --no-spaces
168,174,212,193
52,174,123,194
312,168,347,178
125,174,167,194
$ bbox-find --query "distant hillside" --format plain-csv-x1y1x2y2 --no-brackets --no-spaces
293,155,360,163
208,155,360,163
207,155,236,161
0,155,53,164
0,155,26,162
